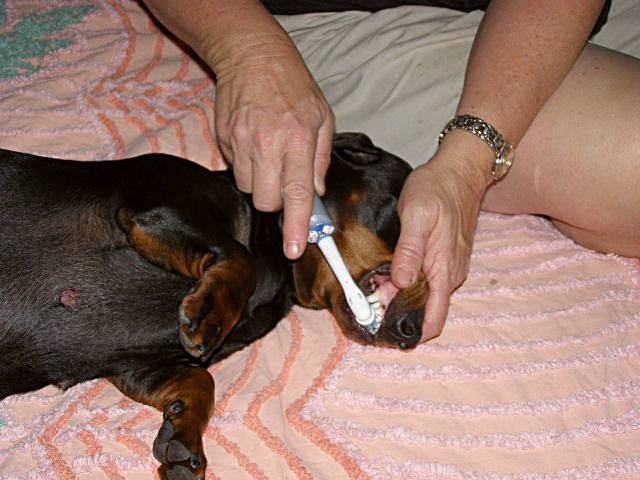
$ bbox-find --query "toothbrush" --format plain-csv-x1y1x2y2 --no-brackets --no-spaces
308,194,383,334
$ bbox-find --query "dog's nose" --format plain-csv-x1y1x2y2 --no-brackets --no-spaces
394,311,422,349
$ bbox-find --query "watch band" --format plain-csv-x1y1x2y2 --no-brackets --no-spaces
438,114,514,182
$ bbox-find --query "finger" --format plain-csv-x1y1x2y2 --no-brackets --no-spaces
420,274,451,342
312,110,335,196
215,102,248,187
227,125,254,194
391,202,434,289
217,136,233,168
452,258,471,291
281,141,316,260
214,107,233,166
251,141,284,212
231,154,254,194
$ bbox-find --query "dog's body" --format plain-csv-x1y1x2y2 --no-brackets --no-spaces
0,133,427,479
0,152,288,394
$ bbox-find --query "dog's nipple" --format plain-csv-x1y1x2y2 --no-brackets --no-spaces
60,288,78,308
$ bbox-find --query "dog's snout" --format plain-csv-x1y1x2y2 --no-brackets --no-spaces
394,311,422,349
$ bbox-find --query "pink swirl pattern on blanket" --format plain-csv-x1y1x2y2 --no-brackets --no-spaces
0,1,639,479
0,0,223,168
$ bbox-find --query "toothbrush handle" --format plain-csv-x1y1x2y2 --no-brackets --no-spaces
317,236,375,325
312,193,331,221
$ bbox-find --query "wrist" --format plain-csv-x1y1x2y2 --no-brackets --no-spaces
205,31,299,74
141,0,294,75
433,128,496,189
196,3,298,76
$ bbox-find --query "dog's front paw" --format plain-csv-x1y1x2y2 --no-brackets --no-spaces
154,400,207,480
178,286,224,359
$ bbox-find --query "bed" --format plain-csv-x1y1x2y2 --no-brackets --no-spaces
1,1,639,478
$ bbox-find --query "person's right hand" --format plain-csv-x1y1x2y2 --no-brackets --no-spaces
213,37,335,260
391,130,495,342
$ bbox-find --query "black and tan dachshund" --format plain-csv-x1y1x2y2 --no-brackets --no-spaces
0,132,428,480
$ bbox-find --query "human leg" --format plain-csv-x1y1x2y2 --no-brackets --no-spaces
481,44,640,257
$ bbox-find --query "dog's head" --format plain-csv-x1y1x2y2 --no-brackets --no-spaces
293,133,428,349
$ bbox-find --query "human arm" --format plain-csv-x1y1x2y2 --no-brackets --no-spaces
391,0,607,340
141,0,334,259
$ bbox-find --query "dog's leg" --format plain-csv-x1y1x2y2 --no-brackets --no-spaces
110,366,213,480
117,204,256,358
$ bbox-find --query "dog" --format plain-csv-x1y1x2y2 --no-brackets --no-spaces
0,132,428,479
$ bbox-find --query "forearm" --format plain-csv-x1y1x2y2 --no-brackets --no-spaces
140,0,298,72
441,0,605,182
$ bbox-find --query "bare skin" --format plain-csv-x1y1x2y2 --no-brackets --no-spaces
482,43,640,258
140,0,638,343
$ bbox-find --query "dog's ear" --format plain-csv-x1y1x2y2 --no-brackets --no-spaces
332,132,380,165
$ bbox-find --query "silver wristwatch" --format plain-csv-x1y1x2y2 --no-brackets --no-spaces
439,114,514,182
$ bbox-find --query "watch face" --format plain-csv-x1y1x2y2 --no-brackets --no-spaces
495,146,514,180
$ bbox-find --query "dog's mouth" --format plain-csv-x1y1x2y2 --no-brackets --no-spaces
338,260,426,349
343,262,399,334
360,261,399,310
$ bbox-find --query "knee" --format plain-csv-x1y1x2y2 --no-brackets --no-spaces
552,219,640,258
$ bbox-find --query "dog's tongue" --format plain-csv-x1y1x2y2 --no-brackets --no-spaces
372,274,399,309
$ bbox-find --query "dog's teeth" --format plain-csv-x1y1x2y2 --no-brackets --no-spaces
367,293,379,303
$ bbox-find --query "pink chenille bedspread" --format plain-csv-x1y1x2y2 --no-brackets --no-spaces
1,1,639,479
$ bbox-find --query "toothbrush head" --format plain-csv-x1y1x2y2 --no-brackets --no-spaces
365,303,384,335
308,194,334,244
308,222,334,244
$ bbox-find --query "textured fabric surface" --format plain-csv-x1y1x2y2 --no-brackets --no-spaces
0,0,224,167
1,1,639,479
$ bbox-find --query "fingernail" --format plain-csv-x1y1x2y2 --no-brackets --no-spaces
314,176,326,196
285,241,301,258
396,267,416,287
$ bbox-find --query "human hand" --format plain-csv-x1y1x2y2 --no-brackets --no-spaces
391,132,494,341
213,38,335,260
